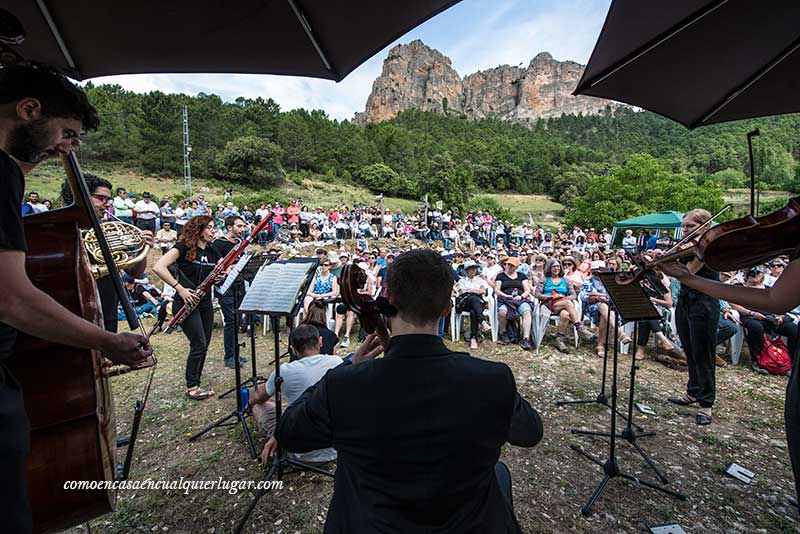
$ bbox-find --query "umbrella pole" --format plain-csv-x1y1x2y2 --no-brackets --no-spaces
747,129,760,216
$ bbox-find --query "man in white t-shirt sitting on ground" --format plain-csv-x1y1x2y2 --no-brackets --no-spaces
248,324,342,464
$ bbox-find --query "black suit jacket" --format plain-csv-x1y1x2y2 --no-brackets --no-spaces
276,334,543,533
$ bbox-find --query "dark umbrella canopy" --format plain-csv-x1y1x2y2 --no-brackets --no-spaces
574,0,800,129
5,0,461,81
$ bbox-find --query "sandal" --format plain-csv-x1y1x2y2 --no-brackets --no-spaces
186,386,215,400
595,345,606,358
619,334,632,345
696,412,713,425
668,395,698,406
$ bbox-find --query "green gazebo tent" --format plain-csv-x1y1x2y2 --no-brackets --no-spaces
610,211,684,246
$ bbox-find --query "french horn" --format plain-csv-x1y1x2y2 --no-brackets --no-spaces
81,220,150,278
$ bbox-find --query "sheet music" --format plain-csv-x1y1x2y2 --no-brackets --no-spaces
238,261,317,315
595,272,662,323
218,252,253,295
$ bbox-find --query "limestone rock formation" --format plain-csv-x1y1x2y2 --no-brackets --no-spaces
356,41,617,124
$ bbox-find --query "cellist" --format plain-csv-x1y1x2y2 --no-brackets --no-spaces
0,64,152,533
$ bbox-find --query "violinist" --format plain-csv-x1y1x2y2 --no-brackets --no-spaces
0,64,151,534
665,209,720,426
660,249,800,505
273,249,543,533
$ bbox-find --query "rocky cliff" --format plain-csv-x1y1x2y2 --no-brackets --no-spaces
355,40,616,124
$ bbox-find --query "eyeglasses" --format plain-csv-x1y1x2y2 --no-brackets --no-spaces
92,193,112,203
321,263,331,267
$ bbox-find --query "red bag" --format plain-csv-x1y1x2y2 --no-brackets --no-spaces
757,335,792,375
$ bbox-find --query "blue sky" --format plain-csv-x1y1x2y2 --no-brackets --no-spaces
88,0,611,121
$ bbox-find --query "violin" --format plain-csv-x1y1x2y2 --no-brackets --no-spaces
339,264,391,347
618,196,800,286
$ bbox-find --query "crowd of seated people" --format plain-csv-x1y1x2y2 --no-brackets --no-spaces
70,185,794,371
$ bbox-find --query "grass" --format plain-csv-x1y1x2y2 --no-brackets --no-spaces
723,188,791,213
483,193,564,222
25,161,565,224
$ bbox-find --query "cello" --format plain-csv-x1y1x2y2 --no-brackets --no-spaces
7,152,145,532
339,263,391,348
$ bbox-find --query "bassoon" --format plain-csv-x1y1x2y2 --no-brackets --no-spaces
164,213,273,333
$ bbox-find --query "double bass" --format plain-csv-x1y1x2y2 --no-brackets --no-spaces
7,153,144,532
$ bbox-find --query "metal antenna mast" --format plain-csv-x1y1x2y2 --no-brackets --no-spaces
182,104,192,196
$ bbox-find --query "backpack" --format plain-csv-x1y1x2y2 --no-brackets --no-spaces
757,335,792,375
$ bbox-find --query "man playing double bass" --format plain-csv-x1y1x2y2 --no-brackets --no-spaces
0,64,152,533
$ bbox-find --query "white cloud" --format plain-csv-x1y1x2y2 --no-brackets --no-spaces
84,0,611,120
448,0,611,74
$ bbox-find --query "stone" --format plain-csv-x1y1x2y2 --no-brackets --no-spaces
356,40,620,125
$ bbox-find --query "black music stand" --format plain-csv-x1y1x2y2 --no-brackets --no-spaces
218,252,277,399
556,307,644,432
187,254,270,459
235,259,335,534
569,272,686,515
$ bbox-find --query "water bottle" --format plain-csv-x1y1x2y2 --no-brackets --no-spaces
240,387,250,412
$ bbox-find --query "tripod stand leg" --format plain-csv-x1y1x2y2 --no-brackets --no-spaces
189,411,237,442
629,439,669,484
235,462,279,534
618,472,687,500
239,412,258,459
285,458,335,478
581,475,611,516
570,444,604,468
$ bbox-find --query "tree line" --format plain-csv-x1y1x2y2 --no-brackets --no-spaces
80,83,800,226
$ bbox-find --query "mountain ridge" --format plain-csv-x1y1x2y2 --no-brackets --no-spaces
355,40,619,124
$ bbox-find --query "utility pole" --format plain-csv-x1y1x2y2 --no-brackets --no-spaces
182,104,193,197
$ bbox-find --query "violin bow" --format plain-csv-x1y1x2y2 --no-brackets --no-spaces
663,204,732,257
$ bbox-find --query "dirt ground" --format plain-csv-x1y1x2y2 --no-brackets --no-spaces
71,315,800,534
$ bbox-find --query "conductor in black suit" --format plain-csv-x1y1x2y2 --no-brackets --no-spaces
275,248,543,533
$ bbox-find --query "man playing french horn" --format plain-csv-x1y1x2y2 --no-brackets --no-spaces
61,172,154,333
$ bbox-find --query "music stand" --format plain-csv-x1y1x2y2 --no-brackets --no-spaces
236,259,335,534
188,253,267,458
570,272,686,515
218,252,277,399
556,307,644,432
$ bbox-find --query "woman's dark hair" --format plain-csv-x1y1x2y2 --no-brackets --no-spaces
60,172,112,206
303,301,328,326
386,249,452,326
0,64,99,130
179,216,213,261
545,259,563,278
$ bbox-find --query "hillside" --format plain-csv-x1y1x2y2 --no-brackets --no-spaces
26,160,565,222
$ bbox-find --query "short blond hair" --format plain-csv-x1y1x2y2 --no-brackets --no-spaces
683,208,712,226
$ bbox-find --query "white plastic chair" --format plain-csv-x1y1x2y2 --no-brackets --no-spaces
532,297,581,352
451,288,497,342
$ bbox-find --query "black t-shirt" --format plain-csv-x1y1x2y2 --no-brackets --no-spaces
173,241,221,304
212,238,244,297
678,257,719,300
0,150,27,359
495,272,526,297
305,321,339,355
97,275,120,333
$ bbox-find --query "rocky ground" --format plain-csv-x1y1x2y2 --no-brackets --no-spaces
72,318,799,534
